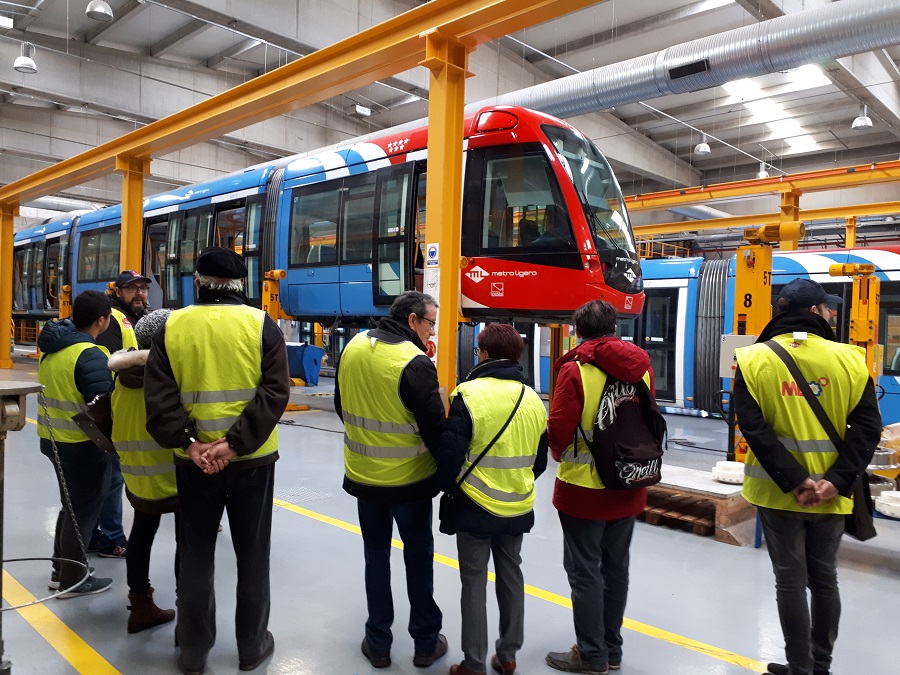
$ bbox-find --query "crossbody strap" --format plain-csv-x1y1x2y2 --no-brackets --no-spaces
455,384,527,488
764,340,843,452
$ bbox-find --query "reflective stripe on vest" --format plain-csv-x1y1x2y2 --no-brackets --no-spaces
37,341,108,443
165,304,278,462
338,333,436,487
453,378,547,517
556,363,651,490
111,308,138,350
111,380,177,503
736,334,870,515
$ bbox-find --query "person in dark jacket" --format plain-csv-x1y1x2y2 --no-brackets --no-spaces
37,290,115,598
109,308,178,634
93,269,152,559
145,248,290,675
545,300,653,675
334,290,448,670
733,279,881,675
437,323,548,675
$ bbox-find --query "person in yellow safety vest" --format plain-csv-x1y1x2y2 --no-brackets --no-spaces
109,308,178,634
334,290,448,670
145,247,290,675
37,290,115,598
92,269,152,560
733,278,881,675
545,299,654,675
437,324,548,675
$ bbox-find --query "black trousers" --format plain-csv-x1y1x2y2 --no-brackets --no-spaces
126,510,180,595
41,439,112,587
174,461,275,669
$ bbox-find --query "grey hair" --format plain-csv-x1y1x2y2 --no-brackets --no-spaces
194,272,244,292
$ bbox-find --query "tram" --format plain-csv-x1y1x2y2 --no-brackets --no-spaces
12,106,644,326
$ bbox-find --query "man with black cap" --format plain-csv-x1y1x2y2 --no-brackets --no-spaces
145,247,290,674
89,269,153,559
733,278,881,675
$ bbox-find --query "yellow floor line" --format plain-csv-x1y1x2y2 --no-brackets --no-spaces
274,498,769,673
1,571,121,675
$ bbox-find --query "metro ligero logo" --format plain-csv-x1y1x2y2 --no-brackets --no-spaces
466,266,489,283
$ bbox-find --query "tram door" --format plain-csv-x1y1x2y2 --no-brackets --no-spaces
372,165,419,306
213,196,264,305
640,288,678,401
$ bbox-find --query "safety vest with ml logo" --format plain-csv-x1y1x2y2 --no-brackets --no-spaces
112,382,177,504
556,362,651,490
338,333,436,487
736,334,871,515
452,378,547,517
111,307,138,350
166,304,277,462
38,342,110,443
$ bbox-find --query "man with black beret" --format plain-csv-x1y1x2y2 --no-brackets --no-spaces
145,247,290,674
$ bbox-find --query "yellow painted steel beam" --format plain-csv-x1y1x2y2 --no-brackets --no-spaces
424,31,472,394
115,156,150,271
626,160,900,213
0,0,599,208
846,216,857,248
779,192,800,251
0,203,17,368
634,213,780,237
800,200,900,221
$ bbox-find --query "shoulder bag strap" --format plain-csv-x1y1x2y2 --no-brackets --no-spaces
454,384,526,489
764,340,843,452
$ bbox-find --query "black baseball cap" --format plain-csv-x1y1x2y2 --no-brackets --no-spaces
778,278,842,311
115,270,152,287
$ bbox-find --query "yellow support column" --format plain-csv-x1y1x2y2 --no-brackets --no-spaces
420,31,474,392
779,191,801,251
830,264,880,381
115,156,150,271
0,203,18,369
845,216,857,248
733,244,774,337
261,269,289,323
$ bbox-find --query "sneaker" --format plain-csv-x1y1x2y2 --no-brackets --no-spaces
361,637,391,668
766,666,788,675
546,646,608,675
95,545,127,559
56,576,113,599
413,633,448,667
49,567,94,590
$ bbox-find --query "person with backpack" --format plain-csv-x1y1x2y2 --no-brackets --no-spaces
545,300,656,675
436,323,548,675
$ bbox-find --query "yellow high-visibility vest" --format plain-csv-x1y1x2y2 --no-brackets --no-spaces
111,307,138,350
38,342,109,443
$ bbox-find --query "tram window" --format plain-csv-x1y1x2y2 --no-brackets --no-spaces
880,286,900,375
243,200,264,301
13,247,28,310
78,225,121,282
179,209,213,274
289,185,340,266
343,181,375,263
215,206,246,251
33,241,46,309
46,237,67,311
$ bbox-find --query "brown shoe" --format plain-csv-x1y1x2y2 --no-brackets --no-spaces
491,654,516,674
414,634,448,667
361,637,391,668
450,663,486,675
545,645,608,675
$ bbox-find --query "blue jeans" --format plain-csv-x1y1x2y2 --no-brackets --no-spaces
758,507,844,675
91,453,127,550
356,497,442,655
559,512,636,669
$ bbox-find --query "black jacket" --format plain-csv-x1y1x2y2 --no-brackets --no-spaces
436,358,548,538
38,319,112,404
733,310,882,496
334,316,446,502
144,288,290,468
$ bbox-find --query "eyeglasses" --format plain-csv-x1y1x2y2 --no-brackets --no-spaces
123,285,149,294
418,315,436,329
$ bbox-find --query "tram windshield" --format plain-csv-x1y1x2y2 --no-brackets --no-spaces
542,125,636,254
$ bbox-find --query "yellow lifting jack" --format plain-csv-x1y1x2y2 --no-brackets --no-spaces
828,263,882,382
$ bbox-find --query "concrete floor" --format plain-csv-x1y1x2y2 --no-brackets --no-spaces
1,355,899,675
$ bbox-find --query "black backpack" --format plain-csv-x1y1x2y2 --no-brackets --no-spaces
577,372,666,490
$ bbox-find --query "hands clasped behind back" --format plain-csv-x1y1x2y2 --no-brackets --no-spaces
186,439,237,474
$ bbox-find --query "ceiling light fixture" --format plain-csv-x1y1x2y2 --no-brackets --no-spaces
756,162,770,179
851,104,872,130
694,133,711,156
13,41,36,74
85,0,115,23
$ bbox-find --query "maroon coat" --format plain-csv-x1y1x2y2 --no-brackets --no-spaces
548,336,654,520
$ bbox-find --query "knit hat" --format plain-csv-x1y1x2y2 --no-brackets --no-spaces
195,246,247,279
134,309,172,349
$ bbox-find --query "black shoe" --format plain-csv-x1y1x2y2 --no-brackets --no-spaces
413,634,448,667
177,654,206,675
766,665,789,675
361,637,391,668
239,631,275,671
